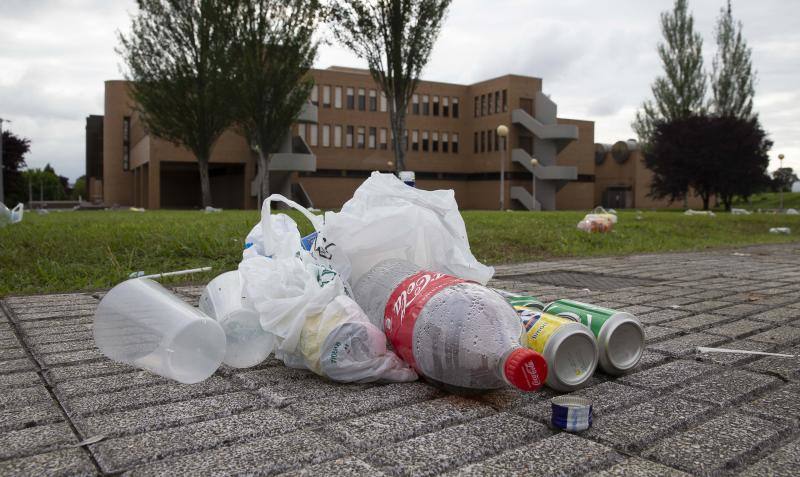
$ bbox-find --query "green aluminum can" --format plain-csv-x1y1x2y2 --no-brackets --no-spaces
543,299,644,375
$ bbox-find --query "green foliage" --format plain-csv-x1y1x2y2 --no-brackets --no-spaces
329,0,452,171
118,0,240,207
1,130,30,206
633,0,706,145
2,209,799,296
233,0,321,200
710,0,755,120
23,165,67,201
72,175,87,200
772,168,798,193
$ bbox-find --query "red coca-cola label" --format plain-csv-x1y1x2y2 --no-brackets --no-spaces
384,271,465,370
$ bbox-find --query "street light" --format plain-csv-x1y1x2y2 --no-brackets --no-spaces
0,117,9,205
779,154,785,211
496,124,509,210
530,158,539,211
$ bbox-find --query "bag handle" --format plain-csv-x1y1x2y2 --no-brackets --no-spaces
261,194,323,232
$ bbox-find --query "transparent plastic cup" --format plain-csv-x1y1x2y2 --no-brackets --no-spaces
93,278,226,384
199,271,273,368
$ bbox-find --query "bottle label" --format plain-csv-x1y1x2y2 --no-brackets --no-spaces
384,270,464,370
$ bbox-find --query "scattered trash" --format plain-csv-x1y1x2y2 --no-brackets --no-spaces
75,435,107,447
128,266,212,280
685,209,716,216
731,208,752,215
732,252,751,257
129,207,145,212
204,206,222,213
769,227,791,235
551,395,592,432
0,203,23,226
577,215,613,233
398,170,416,187
697,347,795,358
786,208,799,215
669,304,681,309
36,208,49,215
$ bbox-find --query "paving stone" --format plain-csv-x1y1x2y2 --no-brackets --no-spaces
17,317,93,334
0,385,52,410
745,343,800,381
478,386,559,411
740,383,800,424
91,408,299,473
704,318,773,339
4,293,96,306
583,396,715,452
647,333,729,357
685,289,735,300
681,369,781,407
662,313,734,331
44,360,134,383
54,369,168,398
714,303,769,317
30,339,97,355
695,339,778,366
63,375,239,416
643,412,790,475
746,325,800,346
37,349,105,367
516,381,652,424
586,457,691,477
25,330,94,345
619,359,716,390
323,395,494,451
0,370,41,389
0,400,64,432
0,346,27,360
0,336,21,349
368,413,551,477
675,300,731,313
126,430,346,476
10,307,97,321
637,309,691,325
447,432,621,476
278,457,386,477
644,325,682,343
0,422,78,460
74,390,264,437
0,356,36,373
738,436,800,477
632,350,671,370
14,303,97,316
0,448,97,477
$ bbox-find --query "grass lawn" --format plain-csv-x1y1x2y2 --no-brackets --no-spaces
732,191,800,210
1,208,799,296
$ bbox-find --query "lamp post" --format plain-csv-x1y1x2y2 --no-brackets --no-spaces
778,154,785,211
530,158,539,211
496,124,509,210
0,117,8,205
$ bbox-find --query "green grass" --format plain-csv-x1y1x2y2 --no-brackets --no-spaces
732,191,800,210
1,209,799,296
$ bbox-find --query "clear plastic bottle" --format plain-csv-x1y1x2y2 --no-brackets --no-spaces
354,259,547,393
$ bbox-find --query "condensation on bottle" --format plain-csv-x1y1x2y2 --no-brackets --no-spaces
354,259,547,393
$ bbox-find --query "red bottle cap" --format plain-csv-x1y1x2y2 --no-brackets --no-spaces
503,348,547,392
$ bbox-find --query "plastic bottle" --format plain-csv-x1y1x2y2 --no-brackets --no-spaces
353,259,547,393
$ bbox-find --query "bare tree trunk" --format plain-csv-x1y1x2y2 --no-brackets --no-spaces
701,193,710,211
197,156,213,208
389,98,406,172
258,149,271,201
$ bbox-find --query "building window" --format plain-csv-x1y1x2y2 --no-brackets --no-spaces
502,89,508,111
346,126,354,148
473,132,478,153
322,125,330,147
452,133,459,153
412,94,420,115
369,89,377,111
357,126,365,148
334,125,342,147
358,88,366,111
453,97,459,118
368,127,376,149
481,94,486,116
298,123,306,140
309,124,318,147
380,92,388,112
480,130,485,152
494,91,500,113
334,86,342,109
422,95,430,115
310,85,318,106
322,85,331,108
422,131,429,152
432,131,439,152
433,96,440,116
487,129,492,152
442,132,449,153
346,87,354,109
488,93,493,115
379,128,388,150
474,96,479,118
442,97,449,117
412,130,419,151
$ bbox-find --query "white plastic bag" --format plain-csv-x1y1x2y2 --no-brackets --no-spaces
10,204,23,223
320,172,493,285
731,208,751,215
0,202,10,227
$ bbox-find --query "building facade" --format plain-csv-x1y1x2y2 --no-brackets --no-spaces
90,67,680,211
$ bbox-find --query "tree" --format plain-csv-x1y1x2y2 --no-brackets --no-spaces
233,0,320,201
649,115,771,211
118,0,240,207
709,0,755,120
632,0,706,146
330,0,452,172
1,130,30,206
72,175,87,200
772,168,798,193
23,165,67,201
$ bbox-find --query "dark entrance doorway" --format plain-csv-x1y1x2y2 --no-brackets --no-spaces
160,161,246,209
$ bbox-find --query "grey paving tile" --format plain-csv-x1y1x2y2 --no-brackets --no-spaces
516,381,652,424
746,325,800,346
647,333,729,357
0,422,78,460
18,317,93,334
4,293,97,306
740,383,800,424
0,370,41,389
0,448,97,477
448,432,621,476
586,457,691,477
25,330,94,345
695,339,779,366
0,400,64,433
681,369,781,407
745,343,800,381
632,350,672,371
0,336,21,349
738,436,800,477
44,360,134,383
74,390,264,437
30,339,97,356
0,356,36,373
644,325,682,343
54,370,168,398
662,313,734,331
37,349,105,367
125,430,346,477
368,413,551,477
584,396,715,452
714,303,769,317
637,309,691,325
619,359,717,390
642,412,790,475
0,385,52,410
0,346,27,360
676,300,731,313
685,290,735,300
11,307,97,321
478,386,559,411
91,408,298,473
278,457,386,477
704,318,773,339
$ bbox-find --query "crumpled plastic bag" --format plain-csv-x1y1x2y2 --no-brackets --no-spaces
0,203,23,226
731,208,751,215
319,172,493,285
685,209,716,217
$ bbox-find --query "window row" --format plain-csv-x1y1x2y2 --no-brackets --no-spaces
297,124,459,153
474,90,508,117
473,129,507,154
308,85,460,118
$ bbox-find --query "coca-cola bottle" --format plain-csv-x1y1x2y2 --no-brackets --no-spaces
353,259,547,393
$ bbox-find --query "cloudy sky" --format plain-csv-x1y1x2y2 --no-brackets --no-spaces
1,0,798,181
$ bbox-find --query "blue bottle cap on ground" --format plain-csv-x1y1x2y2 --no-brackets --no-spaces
551,395,592,432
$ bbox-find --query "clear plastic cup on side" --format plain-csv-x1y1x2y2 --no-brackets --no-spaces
93,278,226,384
199,271,273,368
